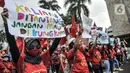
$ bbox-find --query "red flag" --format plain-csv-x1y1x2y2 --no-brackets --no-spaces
0,0,5,7
91,22,97,30
71,16,78,38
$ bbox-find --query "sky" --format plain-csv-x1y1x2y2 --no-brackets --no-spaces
0,0,111,29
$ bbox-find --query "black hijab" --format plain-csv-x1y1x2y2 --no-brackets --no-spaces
24,38,41,64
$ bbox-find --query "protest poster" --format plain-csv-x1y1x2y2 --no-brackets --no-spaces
97,31,109,44
4,0,65,38
82,28,91,39
110,38,114,46
81,8,93,30
90,29,97,43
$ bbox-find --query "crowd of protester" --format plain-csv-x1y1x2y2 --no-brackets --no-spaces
0,36,128,73
0,8,129,73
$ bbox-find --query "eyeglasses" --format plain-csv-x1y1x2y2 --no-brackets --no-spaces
28,45,40,50
27,41,41,50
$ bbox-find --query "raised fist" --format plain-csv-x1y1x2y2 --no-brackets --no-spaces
1,8,8,18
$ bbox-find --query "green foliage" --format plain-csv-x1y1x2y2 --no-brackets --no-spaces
64,0,91,23
39,0,61,14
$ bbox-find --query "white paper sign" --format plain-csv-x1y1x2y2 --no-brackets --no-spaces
97,32,109,44
81,8,93,30
90,29,98,43
5,0,65,38
110,38,114,46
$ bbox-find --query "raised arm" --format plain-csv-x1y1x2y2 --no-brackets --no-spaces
49,38,61,56
1,8,20,63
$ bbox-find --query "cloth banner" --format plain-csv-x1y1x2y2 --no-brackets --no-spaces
4,0,65,38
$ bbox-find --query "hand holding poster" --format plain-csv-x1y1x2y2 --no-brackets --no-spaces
4,0,65,38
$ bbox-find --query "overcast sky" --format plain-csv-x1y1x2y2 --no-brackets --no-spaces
0,0,111,29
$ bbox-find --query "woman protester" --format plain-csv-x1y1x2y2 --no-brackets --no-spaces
67,36,90,73
108,44,115,73
101,45,110,73
89,44,103,73
1,8,61,73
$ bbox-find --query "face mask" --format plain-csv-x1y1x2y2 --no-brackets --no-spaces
27,47,39,56
26,40,40,56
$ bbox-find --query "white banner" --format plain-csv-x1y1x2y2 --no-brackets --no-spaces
5,0,65,38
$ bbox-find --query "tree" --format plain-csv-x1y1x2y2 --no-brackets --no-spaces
64,0,91,22
39,0,61,14
60,14,71,25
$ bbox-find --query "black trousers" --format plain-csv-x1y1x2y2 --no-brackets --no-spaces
116,55,123,66
92,64,103,73
124,52,128,61
87,62,93,73
54,64,60,73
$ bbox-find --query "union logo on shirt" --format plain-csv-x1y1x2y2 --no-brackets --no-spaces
32,69,47,73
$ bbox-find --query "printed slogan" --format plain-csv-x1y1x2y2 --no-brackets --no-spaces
5,0,65,38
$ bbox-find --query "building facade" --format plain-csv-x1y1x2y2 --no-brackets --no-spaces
105,0,130,46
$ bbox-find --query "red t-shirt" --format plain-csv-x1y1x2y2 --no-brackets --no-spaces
102,49,109,60
17,49,51,73
24,62,47,73
0,61,15,73
67,49,89,73
110,48,115,59
89,48,102,64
